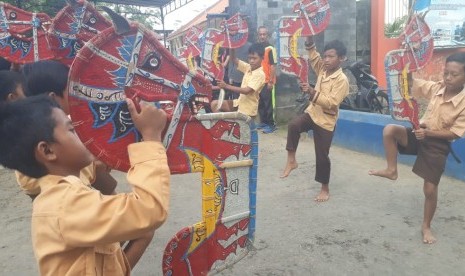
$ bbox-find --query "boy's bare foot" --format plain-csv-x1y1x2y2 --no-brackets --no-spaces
368,168,398,180
422,227,437,244
280,162,298,178
314,189,329,202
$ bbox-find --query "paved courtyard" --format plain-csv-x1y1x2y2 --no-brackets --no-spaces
1,128,464,275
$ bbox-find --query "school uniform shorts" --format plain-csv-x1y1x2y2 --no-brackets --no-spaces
398,127,450,185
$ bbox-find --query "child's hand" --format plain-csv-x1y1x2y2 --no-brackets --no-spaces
300,82,314,94
126,98,167,142
217,80,227,89
94,159,111,173
413,128,427,140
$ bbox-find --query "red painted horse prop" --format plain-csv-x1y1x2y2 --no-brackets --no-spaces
67,8,258,275
178,26,204,72
277,0,331,82
0,2,53,63
48,0,111,65
201,13,248,81
178,26,203,59
385,10,434,129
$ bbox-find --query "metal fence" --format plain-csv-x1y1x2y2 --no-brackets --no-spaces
385,0,410,24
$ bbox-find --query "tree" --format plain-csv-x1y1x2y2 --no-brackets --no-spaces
1,1,161,30
110,4,160,31
2,0,67,16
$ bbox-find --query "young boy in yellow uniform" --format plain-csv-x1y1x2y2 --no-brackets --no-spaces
0,95,170,274
280,35,349,203
212,43,266,119
369,52,465,244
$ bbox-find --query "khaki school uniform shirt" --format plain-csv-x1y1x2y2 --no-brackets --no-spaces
413,79,465,137
31,141,170,276
233,60,266,117
16,162,96,196
305,46,349,131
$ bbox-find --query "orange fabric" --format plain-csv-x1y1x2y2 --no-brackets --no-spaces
261,46,276,84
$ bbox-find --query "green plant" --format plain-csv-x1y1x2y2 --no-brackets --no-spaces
385,15,408,38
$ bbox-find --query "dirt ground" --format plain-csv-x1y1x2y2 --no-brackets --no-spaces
1,127,464,275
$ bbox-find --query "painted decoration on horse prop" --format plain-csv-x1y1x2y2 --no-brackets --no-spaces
201,13,249,81
385,7,434,129
48,0,112,65
178,26,203,71
277,0,331,82
67,8,258,275
0,2,54,63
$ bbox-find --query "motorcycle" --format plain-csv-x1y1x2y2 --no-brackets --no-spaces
340,61,389,114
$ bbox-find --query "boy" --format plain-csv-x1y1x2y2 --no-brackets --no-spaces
212,43,266,119
369,52,465,244
20,60,154,268
0,70,26,102
0,95,170,274
280,36,349,203
18,60,117,197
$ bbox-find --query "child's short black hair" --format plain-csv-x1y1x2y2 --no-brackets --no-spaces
324,40,347,57
446,52,465,72
0,95,59,178
248,43,265,58
0,57,11,71
22,60,69,97
0,71,25,102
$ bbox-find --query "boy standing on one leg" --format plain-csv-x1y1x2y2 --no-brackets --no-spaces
280,35,349,202
369,52,465,244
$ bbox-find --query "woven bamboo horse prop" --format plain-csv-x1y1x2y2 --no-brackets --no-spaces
48,0,112,66
178,26,203,72
67,8,258,275
0,2,54,63
277,0,331,83
384,2,433,129
201,13,249,82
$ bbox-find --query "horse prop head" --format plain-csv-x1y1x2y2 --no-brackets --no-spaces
201,13,249,81
68,8,212,171
0,2,54,63
48,0,112,65
385,13,433,129
280,0,331,37
397,13,433,71
218,13,248,48
180,25,203,57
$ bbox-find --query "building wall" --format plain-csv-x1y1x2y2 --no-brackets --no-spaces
230,0,357,124
356,0,371,62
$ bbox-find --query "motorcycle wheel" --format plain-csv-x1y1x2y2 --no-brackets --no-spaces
370,91,389,114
